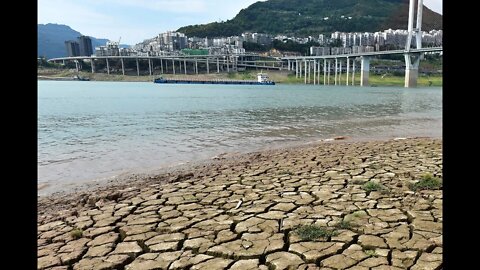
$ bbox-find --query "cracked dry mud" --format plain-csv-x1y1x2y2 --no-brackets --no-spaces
38,138,442,270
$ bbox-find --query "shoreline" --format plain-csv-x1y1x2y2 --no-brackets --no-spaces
37,68,443,86
38,134,440,198
38,137,442,269
38,136,440,212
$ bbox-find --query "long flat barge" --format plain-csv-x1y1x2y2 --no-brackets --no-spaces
154,73,275,85
154,78,275,85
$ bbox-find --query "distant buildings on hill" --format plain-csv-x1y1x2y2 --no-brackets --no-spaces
64,29,442,58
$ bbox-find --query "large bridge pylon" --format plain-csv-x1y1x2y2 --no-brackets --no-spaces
404,0,424,87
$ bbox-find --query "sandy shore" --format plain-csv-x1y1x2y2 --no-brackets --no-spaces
38,138,442,269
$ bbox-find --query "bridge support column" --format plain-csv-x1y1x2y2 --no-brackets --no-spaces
360,56,370,87
334,58,338,85
317,60,321,85
179,60,182,74
217,58,220,73
296,60,299,78
195,59,199,74
172,59,176,75
184,59,187,74
136,58,140,76
313,60,317,85
327,60,331,85
404,53,421,88
165,60,168,74
121,58,125,75
226,57,229,73
352,59,356,86
298,61,301,78
323,59,327,85
206,58,209,74
106,58,110,75
308,61,311,84
91,58,95,73
304,60,307,84
339,60,343,85
346,58,350,86
148,59,152,76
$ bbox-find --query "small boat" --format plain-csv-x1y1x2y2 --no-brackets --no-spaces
154,73,275,85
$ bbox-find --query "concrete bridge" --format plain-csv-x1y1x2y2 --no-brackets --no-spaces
47,54,283,77
281,47,442,87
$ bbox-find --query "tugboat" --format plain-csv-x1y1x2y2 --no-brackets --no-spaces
154,72,275,85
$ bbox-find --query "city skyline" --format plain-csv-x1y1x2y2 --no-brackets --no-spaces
38,0,442,45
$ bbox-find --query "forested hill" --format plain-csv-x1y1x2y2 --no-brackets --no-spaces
177,0,442,38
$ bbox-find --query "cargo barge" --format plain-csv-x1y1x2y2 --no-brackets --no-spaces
154,73,275,85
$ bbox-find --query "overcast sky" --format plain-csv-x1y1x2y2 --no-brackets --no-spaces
38,0,442,45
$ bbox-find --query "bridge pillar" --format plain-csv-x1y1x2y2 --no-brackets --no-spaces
318,60,321,85
160,59,164,74
346,58,350,86
327,60,331,85
106,58,110,75
313,60,317,85
121,58,125,75
136,58,140,76
179,60,182,74
165,60,168,74
404,53,420,88
360,56,370,87
217,58,220,73
206,58,209,74
323,59,327,85
185,59,187,74
308,60,311,84
298,61,301,78
195,59,198,74
339,60,343,85
304,60,307,84
352,57,355,86
91,58,95,73
75,60,79,73
335,58,338,85
226,57,229,73
296,60,299,78
148,59,152,76
172,59,176,75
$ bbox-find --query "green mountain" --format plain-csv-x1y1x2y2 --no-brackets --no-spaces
177,0,442,38
38,24,129,59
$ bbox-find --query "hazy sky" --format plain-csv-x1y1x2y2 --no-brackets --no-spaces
38,0,442,45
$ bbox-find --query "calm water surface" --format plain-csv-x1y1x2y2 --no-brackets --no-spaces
38,81,442,194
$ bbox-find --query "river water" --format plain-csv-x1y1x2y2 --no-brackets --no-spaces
38,81,442,194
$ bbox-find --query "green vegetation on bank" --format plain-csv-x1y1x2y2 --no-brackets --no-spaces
38,67,442,87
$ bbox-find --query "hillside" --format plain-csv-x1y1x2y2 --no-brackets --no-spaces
38,24,127,59
177,0,442,37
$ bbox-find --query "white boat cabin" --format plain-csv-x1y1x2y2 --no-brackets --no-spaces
257,73,270,83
